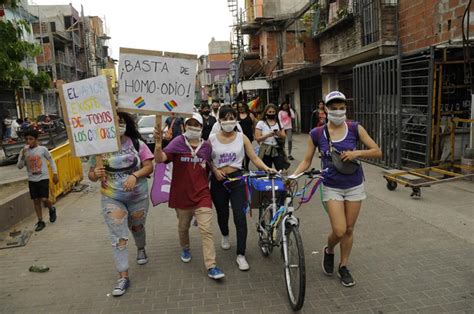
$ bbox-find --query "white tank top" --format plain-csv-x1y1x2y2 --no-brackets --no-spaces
209,132,245,170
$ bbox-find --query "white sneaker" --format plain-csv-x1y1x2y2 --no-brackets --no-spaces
221,236,230,250
236,255,250,271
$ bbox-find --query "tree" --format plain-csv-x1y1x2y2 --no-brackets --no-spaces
0,0,50,91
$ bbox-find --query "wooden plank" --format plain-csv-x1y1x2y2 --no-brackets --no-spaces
155,114,162,148
383,169,407,175
56,81,76,157
116,107,192,118
120,47,197,60
430,167,462,177
107,76,122,152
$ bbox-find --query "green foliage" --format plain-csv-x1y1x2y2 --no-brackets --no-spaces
0,8,50,90
28,71,50,92
0,0,19,8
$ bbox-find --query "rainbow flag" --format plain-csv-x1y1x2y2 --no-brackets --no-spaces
134,96,146,108
164,100,177,111
247,97,259,111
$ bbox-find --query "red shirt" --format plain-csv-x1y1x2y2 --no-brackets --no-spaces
165,151,212,210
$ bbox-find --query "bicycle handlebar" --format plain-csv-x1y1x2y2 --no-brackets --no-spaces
245,168,326,181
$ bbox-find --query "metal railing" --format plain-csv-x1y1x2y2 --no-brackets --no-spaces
354,56,400,168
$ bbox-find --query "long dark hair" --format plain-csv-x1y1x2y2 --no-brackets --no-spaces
218,105,237,120
279,101,290,115
118,112,142,140
261,103,278,121
237,102,250,118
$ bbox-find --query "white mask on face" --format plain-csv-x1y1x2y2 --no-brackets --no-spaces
184,126,202,140
118,124,126,136
327,109,346,126
221,120,237,133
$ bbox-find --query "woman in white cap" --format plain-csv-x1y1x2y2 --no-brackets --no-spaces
292,91,382,287
154,113,225,280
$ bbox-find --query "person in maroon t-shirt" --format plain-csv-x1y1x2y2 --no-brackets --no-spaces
154,113,225,280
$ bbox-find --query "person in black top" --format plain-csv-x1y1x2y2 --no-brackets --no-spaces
200,104,217,140
163,115,184,147
236,102,257,170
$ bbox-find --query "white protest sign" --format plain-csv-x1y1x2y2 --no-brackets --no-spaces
59,75,120,157
118,47,197,115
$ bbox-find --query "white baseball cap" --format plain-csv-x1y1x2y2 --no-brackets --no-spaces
325,91,347,105
185,112,203,126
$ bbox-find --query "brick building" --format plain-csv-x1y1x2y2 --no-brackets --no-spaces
234,0,321,132
394,0,474,167
399,0,472,54
196,38,233,104
313,0,397,108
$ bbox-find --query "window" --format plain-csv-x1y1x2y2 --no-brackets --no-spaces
361,0,379,45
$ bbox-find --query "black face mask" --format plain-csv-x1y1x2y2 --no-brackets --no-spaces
266,114,276,120
202,111,210,116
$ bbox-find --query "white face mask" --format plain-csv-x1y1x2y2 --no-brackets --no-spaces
221,120,237,133
118,124,126,136
327,109,346,126
184,126,202,140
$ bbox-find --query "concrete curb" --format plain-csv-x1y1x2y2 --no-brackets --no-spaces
0,188,34,233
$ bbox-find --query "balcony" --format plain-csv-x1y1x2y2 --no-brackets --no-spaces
311,0,356,38
314,0,397,68
71,32,82,48
55,51,71,66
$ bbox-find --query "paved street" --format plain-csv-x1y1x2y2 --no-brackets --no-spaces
0,134,473,313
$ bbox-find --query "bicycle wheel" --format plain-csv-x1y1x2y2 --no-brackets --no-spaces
283,224,306,311
257,204,273,256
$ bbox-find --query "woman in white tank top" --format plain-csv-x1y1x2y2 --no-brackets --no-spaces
209,105,274,272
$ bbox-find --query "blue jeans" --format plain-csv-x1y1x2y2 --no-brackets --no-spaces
101,195,149,272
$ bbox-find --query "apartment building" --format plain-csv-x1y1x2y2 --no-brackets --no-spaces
197,38,233,104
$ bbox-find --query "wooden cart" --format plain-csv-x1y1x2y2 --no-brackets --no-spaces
383,164,474,198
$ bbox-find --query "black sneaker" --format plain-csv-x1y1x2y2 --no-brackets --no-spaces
136,248,148,265
35,220,46,232
288,155,295,160
322,245,334,276
49,207,57,223
338,265,356,287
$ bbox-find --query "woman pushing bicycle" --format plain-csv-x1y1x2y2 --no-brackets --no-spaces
209,105,275,271
292,91,382,287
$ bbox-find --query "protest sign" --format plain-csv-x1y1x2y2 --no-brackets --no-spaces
58,75,120,157
99,68,117,88
150,163,173,206
118,47,197,116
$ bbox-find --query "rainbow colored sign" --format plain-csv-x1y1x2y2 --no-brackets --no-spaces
164,100,177,111
134,96,146,108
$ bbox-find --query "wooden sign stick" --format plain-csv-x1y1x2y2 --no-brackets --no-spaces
95,155,105,182
155,114,162,147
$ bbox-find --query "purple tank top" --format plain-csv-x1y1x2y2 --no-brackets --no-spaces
309,122,364,189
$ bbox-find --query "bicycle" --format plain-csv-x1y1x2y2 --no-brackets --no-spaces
248,168,325,311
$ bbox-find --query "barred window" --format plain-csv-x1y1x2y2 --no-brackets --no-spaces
361,0,379,45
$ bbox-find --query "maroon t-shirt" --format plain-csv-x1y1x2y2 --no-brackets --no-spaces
164,137,212,210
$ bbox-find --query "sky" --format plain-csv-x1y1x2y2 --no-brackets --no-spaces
29,0,238,59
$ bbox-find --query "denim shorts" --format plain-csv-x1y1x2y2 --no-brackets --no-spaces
322,183,367,202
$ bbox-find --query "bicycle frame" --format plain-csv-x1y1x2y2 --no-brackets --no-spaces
263,177,299,248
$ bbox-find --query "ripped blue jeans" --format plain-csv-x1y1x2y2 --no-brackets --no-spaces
101,195,149,273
